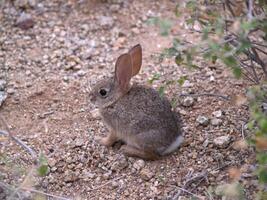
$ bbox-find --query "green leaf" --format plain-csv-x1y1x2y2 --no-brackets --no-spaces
175,53,184,65
159,19,172,36
158,86,165,97
232,67,242,78
146,17,159,25
166,80,175,85
202,26,211,40
257,152,267,165
241,20,260,32
175,4,181,17
236,38,252,54
185,18,195,25
259,118,267,133
222,56,237,68
258,167,267,183
177,76,187,86
37,153,49,177
211,55,217,64
162,47,178,58
186,0,197,11
37,165,49,177
148,73,161,84
171,98,178,108
172,38,180,49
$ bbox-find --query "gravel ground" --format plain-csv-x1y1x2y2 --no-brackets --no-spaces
0,0,258,199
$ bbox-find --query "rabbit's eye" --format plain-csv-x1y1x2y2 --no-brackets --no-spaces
99,89,107,97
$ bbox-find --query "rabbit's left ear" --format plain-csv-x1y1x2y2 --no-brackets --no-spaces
128,44,142,77
115,53,133,92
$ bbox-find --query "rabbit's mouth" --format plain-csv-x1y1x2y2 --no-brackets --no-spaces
89,93,96,104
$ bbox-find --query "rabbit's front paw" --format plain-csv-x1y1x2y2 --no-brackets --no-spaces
95,135,117,147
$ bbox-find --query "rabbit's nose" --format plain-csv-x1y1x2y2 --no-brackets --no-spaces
89,94,96,102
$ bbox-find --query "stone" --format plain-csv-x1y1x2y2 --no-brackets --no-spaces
211,118,223,126
132,27,140,34
14,0,28,8
0,80,6,91
181,96,194,107
182,80,194,88
140,168,154,181
64,170,79,183
98,16,114,29
83,171,96,179
110,4,120,12
196,115,209,126
16,13,35,30
7,88,15,95
74,138,83,147
111,155,128,171
213,135,231,148
77,70,86,77
133,159,145,171
203,139,209,147
0,91,7,106
212,110,223,118
73,65,82,71
28,0,37,7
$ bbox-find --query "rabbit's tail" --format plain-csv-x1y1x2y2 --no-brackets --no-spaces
161,134,184,156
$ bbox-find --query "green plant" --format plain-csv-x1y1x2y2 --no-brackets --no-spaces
149,0,267,199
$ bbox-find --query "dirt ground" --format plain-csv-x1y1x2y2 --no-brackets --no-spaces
0,0,258,199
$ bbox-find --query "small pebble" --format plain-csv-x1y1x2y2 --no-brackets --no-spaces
7,88,15,95
212,110,223,118
140,168,154,181
211,118,223,126
0,80,7,91
181,96,194,107
213,135,231,148
133,159,145,171
0,91,7,106
196,115,209,126
16,12,35,30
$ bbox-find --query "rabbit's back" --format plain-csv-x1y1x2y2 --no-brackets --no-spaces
100,85,181,150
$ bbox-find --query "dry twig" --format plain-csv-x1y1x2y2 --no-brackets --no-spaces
179,93,230,100
87,175,126,192
0,181,71,200
0,116,37,160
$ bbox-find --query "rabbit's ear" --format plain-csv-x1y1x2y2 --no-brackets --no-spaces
128,44,142,77
115,53,133,91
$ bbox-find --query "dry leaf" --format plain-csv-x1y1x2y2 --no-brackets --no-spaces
0,136,8,142
255,137,267,150
233,140,248,150
228,167,241,180
232,20,241,34
234,2,245,17
232,94,247,106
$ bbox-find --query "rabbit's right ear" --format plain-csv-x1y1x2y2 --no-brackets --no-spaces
115,53,133,92
129,44,142,77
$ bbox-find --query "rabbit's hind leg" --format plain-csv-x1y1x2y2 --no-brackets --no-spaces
95,132,118,147
120,145,160,160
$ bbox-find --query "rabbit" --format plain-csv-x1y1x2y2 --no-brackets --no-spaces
89,44,183,160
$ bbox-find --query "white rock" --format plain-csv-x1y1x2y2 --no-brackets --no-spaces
133,159,145,171
140,168,154,181
0,91,7,106
213,135,230,148
182,96,194,107
182,80,193,88
211,118,223,126
212,110,223,118
98,16,114,29
196,115,209,126
0,80,6,91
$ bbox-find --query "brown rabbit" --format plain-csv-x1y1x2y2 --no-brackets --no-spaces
89,44,183,160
